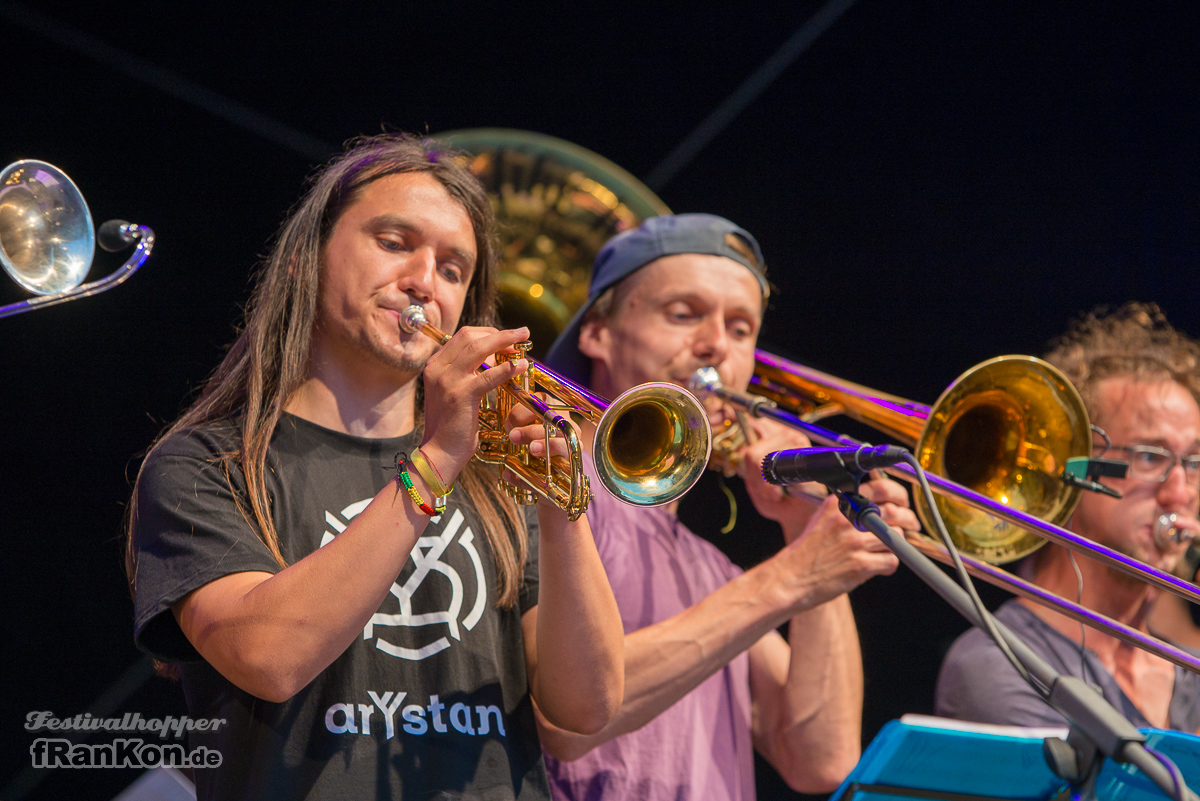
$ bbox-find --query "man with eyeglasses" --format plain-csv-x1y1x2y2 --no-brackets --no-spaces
936,302,1200,733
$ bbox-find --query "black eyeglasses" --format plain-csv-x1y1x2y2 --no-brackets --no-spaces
1106,445,1200,486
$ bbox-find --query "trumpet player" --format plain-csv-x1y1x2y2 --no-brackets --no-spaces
538,213,920,798
936,302,1200,733
125,134,624,800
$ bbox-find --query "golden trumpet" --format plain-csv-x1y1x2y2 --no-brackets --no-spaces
400,305,711,520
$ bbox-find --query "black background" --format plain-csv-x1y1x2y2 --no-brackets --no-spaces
2,2,1198,799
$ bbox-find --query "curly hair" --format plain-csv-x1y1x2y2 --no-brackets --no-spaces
1044,302,1200,424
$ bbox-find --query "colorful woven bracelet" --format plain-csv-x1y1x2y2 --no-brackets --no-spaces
410,447,454,497
397,465,445,516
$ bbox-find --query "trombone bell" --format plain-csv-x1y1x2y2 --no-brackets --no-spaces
0,160,154,320
730,351,1091,564
916,356,1091,563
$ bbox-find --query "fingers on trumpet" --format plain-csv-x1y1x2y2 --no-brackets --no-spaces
421,328,527,475
505,398,575,461
426,326,531,398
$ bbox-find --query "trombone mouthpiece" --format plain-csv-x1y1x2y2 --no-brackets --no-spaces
1155,513,1194,549
399,305,427,334
689,367,723,396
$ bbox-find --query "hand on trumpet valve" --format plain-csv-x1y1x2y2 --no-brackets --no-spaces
420,325,530,481
506,399,575,462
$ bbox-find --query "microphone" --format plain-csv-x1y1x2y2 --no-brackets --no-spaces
97,219,135,252
762,445,908,489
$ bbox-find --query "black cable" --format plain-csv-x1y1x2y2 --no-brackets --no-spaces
1066,550,1092,687
867,451,1196,801
898,451,1042,694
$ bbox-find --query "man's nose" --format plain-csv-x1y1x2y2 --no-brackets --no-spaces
692,315,729,364
1158,462,1198,510
399,247,437,303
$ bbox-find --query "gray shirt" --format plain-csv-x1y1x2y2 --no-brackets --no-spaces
935,600,1200,732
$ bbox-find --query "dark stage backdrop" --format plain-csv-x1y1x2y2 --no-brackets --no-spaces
2,2,1197,799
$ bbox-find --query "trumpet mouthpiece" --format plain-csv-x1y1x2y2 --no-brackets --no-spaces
399,305,427,334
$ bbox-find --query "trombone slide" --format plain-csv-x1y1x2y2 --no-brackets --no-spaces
693,363,1200,673
911,538,1200,674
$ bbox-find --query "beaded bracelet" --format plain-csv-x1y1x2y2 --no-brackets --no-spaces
395,454,445,516
410,447,454,497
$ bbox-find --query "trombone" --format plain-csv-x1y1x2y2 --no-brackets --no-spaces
690,353,1200,674
0,160,153,319
400,305,711,520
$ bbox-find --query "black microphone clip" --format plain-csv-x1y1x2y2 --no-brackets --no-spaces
1062,457,1125,499
761,444,908,494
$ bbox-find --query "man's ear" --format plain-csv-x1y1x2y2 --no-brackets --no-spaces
577,317,610,364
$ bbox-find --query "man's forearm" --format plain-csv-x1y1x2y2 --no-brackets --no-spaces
531,509,625,735
538,557,798,759
761,595,863,790
174,481,428,702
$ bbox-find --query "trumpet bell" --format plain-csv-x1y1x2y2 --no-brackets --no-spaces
400,303,711,517
916,356,1091,563
594,382,713,507
0,160,95,295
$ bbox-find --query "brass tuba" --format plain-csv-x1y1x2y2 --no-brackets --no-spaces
437,128,669,353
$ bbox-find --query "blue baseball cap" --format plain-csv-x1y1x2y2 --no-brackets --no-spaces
543,213,768,384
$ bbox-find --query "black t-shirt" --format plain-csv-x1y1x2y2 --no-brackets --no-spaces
132,414,548,800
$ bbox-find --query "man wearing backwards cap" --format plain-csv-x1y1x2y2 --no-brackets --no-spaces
532,213,919,799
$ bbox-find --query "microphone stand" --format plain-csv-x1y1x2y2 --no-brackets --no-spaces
812,462,1195,801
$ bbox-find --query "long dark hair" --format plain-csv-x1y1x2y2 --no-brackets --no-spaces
127,133,529,609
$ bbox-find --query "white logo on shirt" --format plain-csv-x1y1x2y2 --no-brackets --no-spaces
323,692,506,739
321,501,488,660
